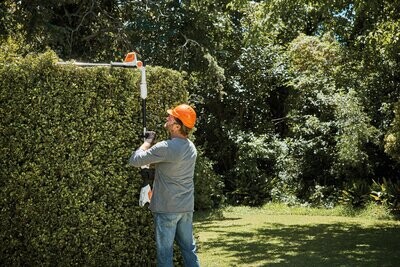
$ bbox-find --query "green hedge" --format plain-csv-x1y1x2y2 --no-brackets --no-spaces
0,50,190,265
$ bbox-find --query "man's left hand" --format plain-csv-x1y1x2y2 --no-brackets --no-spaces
144,131,156,144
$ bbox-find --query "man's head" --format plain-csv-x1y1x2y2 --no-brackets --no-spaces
165,104,196,137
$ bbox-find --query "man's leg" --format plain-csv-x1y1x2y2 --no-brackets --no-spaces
154,213,178,267
175,212,200,267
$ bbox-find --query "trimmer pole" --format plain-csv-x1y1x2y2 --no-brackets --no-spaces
139,64,148,141
142,98,147,139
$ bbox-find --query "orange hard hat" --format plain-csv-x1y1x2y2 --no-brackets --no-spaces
167,104,197,129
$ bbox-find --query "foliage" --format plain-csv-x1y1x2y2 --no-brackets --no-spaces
0,0,238,69
339,180,371,208
270,137,303,205
2,0,400,211
226,44,286,134
0,49,214,265
307,185,340,209
283,33,340,193
333,89,379,179
371,178,400,214
226,133,278,206
0,35,31,61
188,52,231,175
189,16,288,204
283,33,381,203
194,149,225,210
384,101,400,162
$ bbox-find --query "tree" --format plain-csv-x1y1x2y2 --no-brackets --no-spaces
385,101,400,163
280,33,379,202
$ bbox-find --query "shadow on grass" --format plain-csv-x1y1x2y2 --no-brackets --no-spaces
196,220,400,266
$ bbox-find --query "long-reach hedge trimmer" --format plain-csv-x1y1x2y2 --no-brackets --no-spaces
58,52,154,207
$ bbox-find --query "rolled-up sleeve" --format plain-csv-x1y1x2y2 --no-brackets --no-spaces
128,141,168,167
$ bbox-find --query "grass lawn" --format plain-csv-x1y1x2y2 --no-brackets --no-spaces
193,204,400,267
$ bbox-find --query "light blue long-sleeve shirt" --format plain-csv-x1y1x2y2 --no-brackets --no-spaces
128,138,197,213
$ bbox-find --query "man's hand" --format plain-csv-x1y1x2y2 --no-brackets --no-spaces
144,131,156,145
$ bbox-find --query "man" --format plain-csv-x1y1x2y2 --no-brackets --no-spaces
128,104,200,267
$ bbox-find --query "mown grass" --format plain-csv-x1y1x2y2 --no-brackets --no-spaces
194,203,400,267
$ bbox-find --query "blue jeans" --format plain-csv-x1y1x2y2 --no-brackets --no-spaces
154,212,200,267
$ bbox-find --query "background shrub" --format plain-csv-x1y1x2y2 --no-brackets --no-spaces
225,133,278,206
385,101,400,163
194,149,224,210
371,178,400,215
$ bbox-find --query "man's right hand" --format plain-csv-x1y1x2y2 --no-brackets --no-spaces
144,131,156,144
